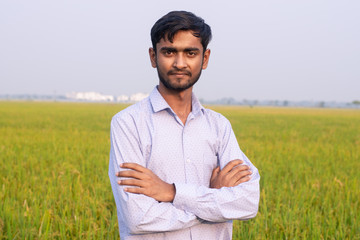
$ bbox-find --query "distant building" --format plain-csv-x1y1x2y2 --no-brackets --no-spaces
130,92,149,102
65,91,149,103
116,95,129,102
66,92,114,102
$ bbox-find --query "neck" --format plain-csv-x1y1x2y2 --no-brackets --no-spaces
157,84,193,124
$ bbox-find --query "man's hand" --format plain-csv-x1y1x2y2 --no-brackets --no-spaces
116,163,175,202
210,159,252,189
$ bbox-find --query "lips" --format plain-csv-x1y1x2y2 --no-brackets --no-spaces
168,70,191,76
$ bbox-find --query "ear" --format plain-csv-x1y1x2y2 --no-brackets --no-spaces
149,48,157,68
201,49,211,70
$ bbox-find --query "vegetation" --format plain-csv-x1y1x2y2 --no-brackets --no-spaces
0,102,359,239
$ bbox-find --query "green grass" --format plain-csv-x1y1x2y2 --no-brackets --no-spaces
0,102,359,239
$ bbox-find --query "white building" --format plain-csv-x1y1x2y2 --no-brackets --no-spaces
66,91,149,103
117,95,129,102
66,92,114,102
130,92,149,102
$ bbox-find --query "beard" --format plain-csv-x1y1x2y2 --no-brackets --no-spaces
157,66,203,92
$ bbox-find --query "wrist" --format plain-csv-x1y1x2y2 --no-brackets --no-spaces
168,183,176,202
159,183,176,203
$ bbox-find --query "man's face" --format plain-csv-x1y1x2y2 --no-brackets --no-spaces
149,31,210,92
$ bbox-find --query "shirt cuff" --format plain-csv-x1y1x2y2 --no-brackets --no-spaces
172,183,197,211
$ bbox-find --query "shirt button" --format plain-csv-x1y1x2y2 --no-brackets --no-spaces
186,158,191,163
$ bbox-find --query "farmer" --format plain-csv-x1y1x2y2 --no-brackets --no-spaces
109,10,260,240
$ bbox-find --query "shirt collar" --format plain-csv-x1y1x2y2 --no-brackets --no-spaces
149,86,172,113
191,91,205,116
150,86,205,116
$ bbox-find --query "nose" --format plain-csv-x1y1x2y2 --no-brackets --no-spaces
174,53,187,69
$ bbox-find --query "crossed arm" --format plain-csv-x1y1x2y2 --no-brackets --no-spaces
116,159,252,202
109,114,260,234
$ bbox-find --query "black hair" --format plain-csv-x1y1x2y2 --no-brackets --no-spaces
150,11,212,52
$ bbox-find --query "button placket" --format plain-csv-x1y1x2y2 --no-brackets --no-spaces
183,122,199,184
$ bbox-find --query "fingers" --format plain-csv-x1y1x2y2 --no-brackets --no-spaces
233,168,252,180
221,159,243,173
118,178,144,187
123,187,145,194
116,169,150,195
228,164,252,184
227,164,250,178
235,175,251,185
116,170,144,179
116,163,152,180
120,163,148,173
214,160,252,187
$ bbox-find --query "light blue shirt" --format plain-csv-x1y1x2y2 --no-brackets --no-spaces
109,87,260,240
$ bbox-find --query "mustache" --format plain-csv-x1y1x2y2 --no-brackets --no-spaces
167,69,192,76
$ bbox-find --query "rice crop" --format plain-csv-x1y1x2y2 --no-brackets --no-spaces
0,102,359,239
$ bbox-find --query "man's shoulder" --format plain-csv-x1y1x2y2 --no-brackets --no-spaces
111,97,151,123
203,108,230,124
201,108,232,132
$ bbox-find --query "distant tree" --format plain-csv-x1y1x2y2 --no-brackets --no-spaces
352,100,360,105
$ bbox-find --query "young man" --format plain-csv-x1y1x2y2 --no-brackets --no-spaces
109,11,260,240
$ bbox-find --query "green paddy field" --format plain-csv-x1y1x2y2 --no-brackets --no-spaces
0,101,359,239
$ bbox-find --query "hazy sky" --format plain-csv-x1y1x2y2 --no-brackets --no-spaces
1,0,359,102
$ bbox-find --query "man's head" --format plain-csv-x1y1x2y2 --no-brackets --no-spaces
150,11,212,92
151,11,212,54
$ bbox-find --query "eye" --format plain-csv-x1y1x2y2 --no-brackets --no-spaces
164,50,174,56
187,51,198,57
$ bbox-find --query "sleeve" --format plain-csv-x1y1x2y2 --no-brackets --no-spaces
108,113,202,235
172,118,260,222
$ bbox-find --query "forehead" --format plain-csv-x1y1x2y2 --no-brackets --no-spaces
156,31,203,51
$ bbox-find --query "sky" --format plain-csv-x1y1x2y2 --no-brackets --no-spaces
1,0,359,102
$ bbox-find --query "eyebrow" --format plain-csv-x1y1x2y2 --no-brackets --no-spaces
184,47,201,52
159,47,201,52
